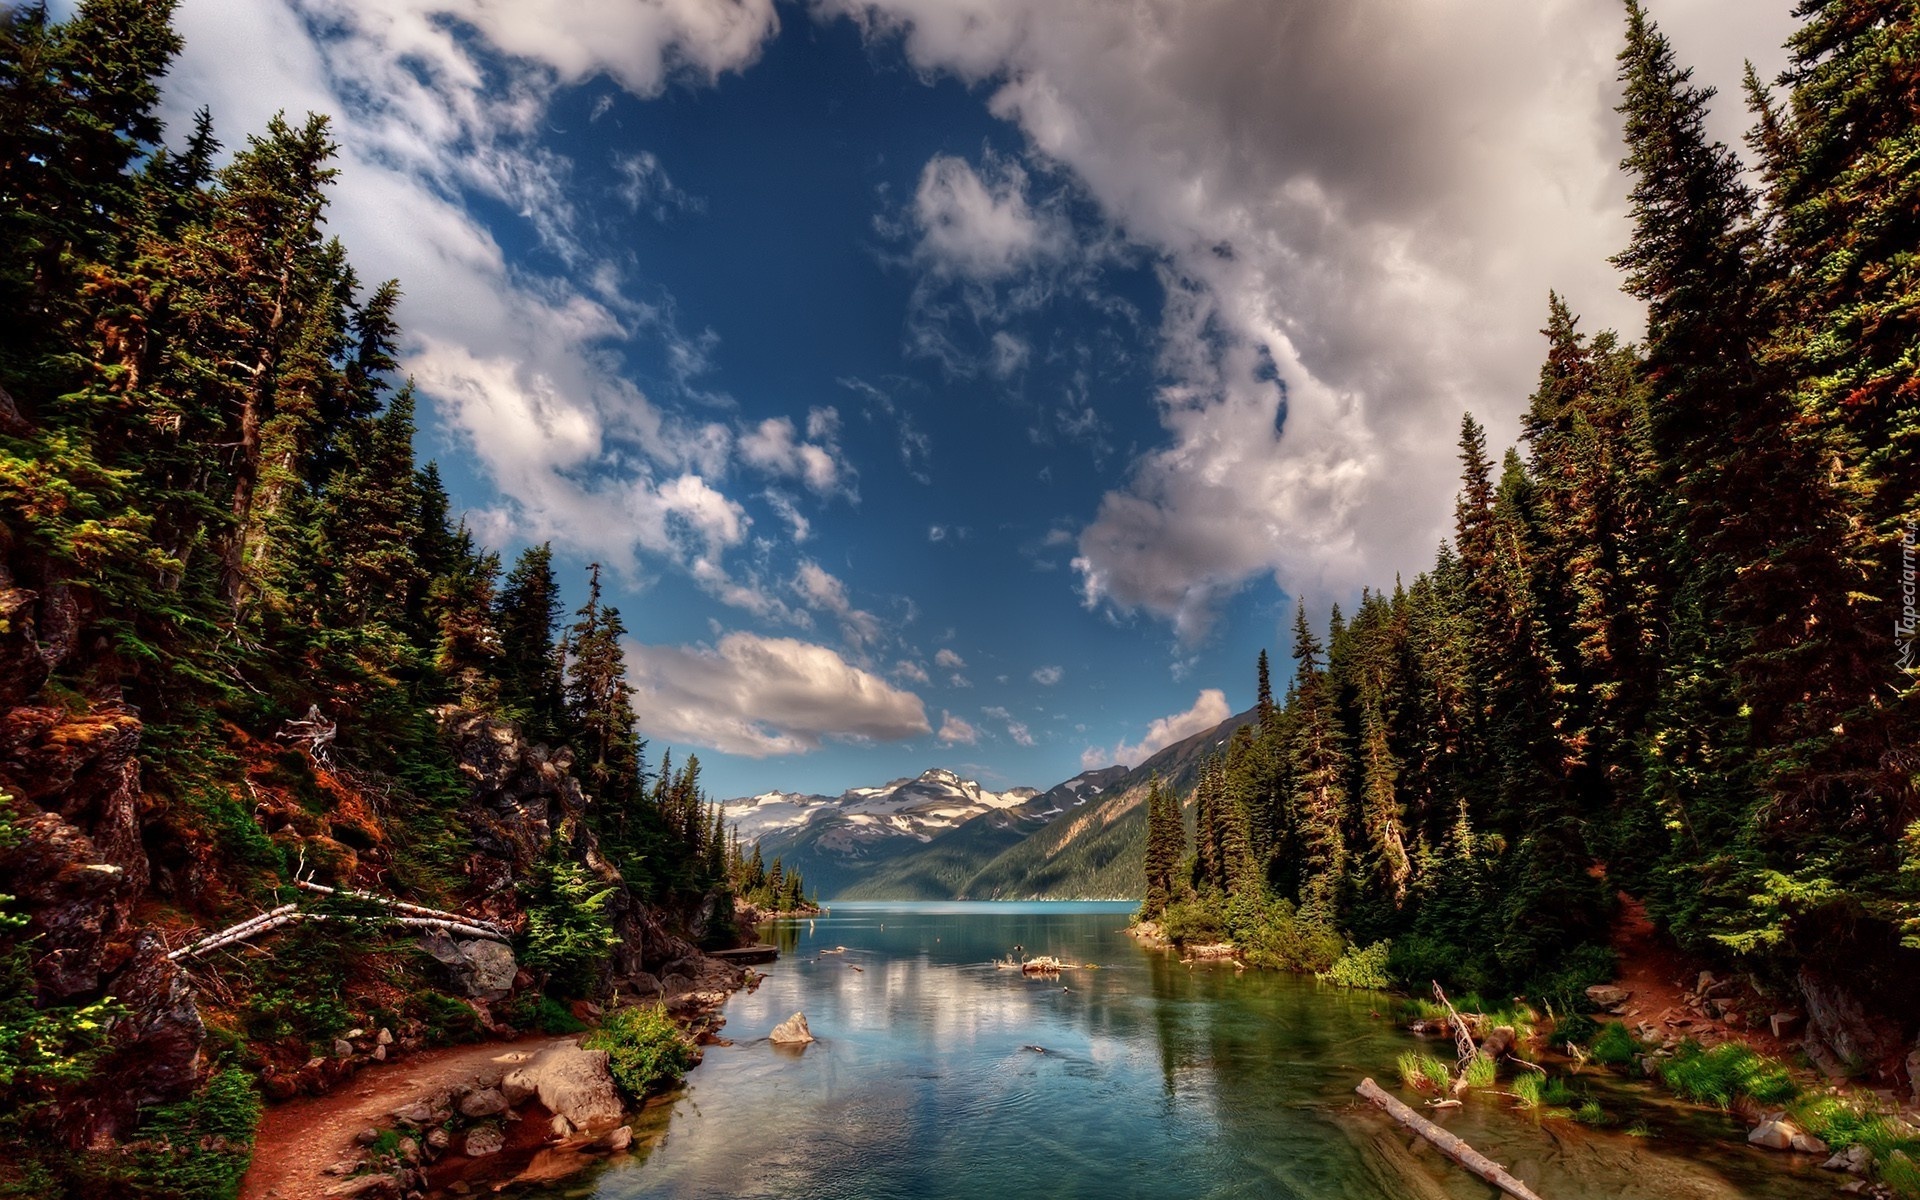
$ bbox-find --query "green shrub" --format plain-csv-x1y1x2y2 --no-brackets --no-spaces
1792,1094,1920,1162
1318,940,1392,990
1590,1021,1642,1067
584,1005,693,1102
1573,1098,1611,1126
119,1069,262,1199
1388,935,1473,992
1553,1012,1599,1047
505,993,588,1035
1658,1041,1798,1109
410,990,484,1044
1881,1150,1920,1200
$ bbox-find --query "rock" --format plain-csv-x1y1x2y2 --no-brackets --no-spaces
599,1125,632,1153
354,1127,381,1146
548,1114,572,1139
1747,1118,1802,1151
373,1044,387,1062
1822,1144,1873,1174
324,1175,400,1198
1697,971,1716,993
501,1072,536,1106
1586,985,1629,1008
334,1038,356,1059
418,930,519,1002
1797,966,1903,1070
463,1124,504,1157
661,973,696,998
769,1012,814,1045
425,1127,451,1153
377,1028,394,1046
398,1137,421,1165
1788,1132,1828,1155
390,1101,435,1127
500,1044,624,1131
458,1087,508,1118
1770,1011,1804,1039
1478,1026,1516,1060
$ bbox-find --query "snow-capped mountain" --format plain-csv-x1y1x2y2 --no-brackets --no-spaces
720,769,1039,897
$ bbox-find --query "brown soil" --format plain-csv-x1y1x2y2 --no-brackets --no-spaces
241,1034,566,1200
1605,891,1796,1058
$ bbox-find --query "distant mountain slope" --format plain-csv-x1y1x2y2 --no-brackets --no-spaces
960,707,1255,900
836,767,1128,900
721,769,1037,899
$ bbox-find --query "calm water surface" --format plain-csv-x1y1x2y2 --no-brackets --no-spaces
533,902,1829,1200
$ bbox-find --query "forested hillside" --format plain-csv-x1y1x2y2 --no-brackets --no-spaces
1141,0,1919,1082
0,3,743,1195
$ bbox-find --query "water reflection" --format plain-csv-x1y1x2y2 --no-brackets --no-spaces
535,903,1830,1200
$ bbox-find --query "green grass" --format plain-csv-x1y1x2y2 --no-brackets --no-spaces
1657,1041,1798,1109
1513,1072,1576,1114
1397,1051,1453,1092
1462,1055,1497,1090
1590,1021,1642,1067
1573,1098,1613,1126
1791,1094,1920,1163
1626,1120,1654,1138
1881,1150,1920,1200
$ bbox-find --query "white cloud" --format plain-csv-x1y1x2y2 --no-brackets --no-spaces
937,711,980,745
793,559,884,651
934,648,967,670
738,408,853,496
615,150,705,220
626,631,930,757
1031,665,1063,686
1081,688,1232,770
1007,720,1035,747
893,659,932,684
911,151,1067,281
822,0,1793,638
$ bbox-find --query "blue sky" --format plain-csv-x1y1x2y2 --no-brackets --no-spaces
158,0,1796,799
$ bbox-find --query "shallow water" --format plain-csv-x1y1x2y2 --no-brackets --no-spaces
530,902,1831,1200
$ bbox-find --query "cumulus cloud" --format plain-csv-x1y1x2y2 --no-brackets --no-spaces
738,407,853,496
984,706,1037,746
823,0,1793,637
1081,688,1232,770
626,632,930,757
1031,665,1063,686
934,648,967,670
161,0,791,588
911,151,1066,280
937,711,980,745
893,659,932,684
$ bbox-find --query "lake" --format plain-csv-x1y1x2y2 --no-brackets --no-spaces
531,901,1831,1199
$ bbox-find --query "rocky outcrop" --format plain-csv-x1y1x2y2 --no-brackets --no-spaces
1797,966,1906,1077
419,929,518,1001
500,1043,624,1132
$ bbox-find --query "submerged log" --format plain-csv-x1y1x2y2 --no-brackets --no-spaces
1355,1078,1546,1200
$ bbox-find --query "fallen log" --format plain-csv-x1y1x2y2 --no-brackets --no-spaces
1355,1077,1546,1200
295,879,507,936
168,905,508,960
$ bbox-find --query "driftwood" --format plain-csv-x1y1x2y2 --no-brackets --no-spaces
277,704,337,765
1431,981,1478,1068
1356,1078,1547,1200
295,879,507,937
168,887,508,961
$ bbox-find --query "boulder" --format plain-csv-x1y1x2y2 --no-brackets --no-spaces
463,1124,504,1157
1797,966,1903,1071
1788,1132,1829,1155
418,930,519,1002
458,1087,508,1119
333,1039,355,1059
1477,1026,1516,1060
769,1012,814,1045
599,1125,633,1153
425,1128,451,1154
1747,1118,1801,1151
1585,985,1629,1008
390,1102,434,1127
1822,1144,1873,1174
500,1044,624,1131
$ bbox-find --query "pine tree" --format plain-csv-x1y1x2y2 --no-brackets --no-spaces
565,563,643,812
1287,601,1349,922
496,543,567,743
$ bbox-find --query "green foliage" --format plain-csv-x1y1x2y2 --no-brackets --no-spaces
505,993,588,1036
1553,1012,1599,1047
1790,1094,1920,1164
1590,1021,1643,1067
583,1004,692,1102
519,848,622,997
1881,1151,1920,1200
1573,1098,1612,1127
1317,940,1392,990
1462,1054,1498,1090
1657,1041,1798,1109
408,990,484,1044
114,1069,261,1200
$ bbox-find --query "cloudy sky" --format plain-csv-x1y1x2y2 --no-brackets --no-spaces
157,0,1797,799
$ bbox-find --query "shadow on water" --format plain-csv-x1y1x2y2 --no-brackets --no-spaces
519,903,1834,1200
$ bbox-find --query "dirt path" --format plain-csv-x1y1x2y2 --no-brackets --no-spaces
242,1034,569,1200
1606,891,1795,1057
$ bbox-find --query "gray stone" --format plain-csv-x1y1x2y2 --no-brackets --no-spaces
1822,1144,1873,1174
333,1038,356,1059
390,1102,434,1126
376,1027,394,1046
419,930,519,1002
1788,1132,1828,1155
500,1044,625,1131
324,1175,400,1198
458,1087,508,1119
354,1127,381,1146
463,1124,504,1157
1585,985,1629,1008
769,1012,814,1045
1747,1118,1801,1151
599,1125,632,1153
425,1128,451,1154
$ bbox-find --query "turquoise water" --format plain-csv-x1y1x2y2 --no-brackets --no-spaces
537,902,1830,1199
